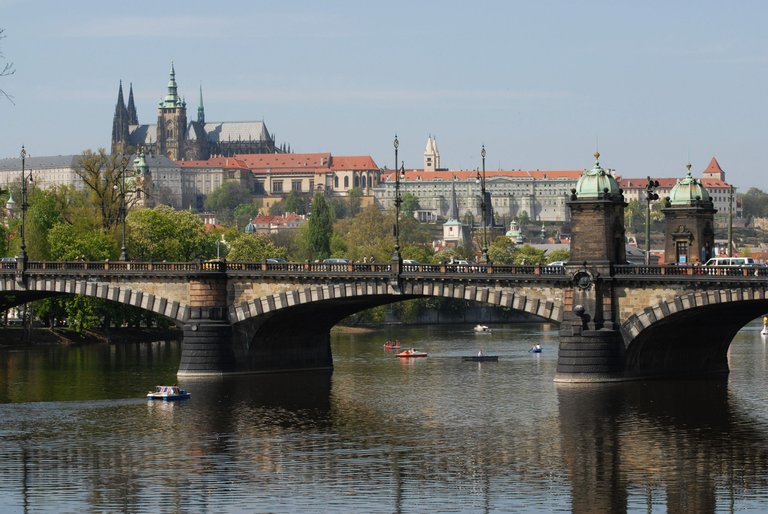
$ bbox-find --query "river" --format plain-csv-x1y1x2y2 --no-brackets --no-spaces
0,321,767,513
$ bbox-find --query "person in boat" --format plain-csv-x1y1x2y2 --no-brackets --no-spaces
534,344,542,351
478,350,485,356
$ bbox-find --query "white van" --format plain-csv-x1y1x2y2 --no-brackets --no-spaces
704,257,755,267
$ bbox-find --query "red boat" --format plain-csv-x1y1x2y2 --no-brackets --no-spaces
384,339,401,349
396,348,428,358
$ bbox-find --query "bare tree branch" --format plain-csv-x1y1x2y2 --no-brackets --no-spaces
0,28,15,104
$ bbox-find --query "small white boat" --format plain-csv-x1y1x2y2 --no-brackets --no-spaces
147,385,191,401
474,325,491,333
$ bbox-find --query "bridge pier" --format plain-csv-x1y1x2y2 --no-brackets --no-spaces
178,319,235,376
177,271,236,376
555,309,626,382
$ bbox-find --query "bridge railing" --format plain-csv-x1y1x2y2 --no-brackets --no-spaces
613,264,768,278
0,260,569,278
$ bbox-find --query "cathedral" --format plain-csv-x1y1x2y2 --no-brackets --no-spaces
111,64,286,160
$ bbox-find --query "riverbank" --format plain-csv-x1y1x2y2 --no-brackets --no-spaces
0,327,181,347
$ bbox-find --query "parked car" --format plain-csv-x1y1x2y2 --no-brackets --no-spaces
322,258,351,265
265,258,287,263
402,259,420,265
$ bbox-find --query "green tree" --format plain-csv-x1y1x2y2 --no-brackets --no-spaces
226,233,288,261
204,182,252,224
127,206,217,261
517,211,530,228
73,149,133,230
401,192,420,218
512,244,546,265
337,205,391,261
47,222,116,261
233,202,261,230
741,188,768,219
307,193,332,259
487,236,516,264
546,248,570,263
347,187,362,218
284,190,308,215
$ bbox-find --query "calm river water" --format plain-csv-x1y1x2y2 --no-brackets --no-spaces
1,322,768,513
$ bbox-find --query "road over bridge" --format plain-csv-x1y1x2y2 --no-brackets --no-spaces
1,259,767,382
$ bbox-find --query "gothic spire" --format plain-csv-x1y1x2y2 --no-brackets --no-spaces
197,83,205,124
111,81,130,154
127,82,138,125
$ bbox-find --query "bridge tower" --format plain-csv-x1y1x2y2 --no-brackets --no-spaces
662,163,716,265
556,152,627,382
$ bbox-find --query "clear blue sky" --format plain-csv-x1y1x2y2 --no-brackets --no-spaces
1,0,766,189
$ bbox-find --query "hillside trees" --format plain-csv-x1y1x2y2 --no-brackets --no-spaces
306,192,333,259
127,206,217,261
73,149,133,231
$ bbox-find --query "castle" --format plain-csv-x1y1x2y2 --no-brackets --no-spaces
111,64,285,160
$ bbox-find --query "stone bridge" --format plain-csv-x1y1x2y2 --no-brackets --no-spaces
1,259,767,382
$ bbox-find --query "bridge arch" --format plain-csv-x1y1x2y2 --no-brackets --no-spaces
230,280,564,325
620,287,768,378
0,277,190,323
227,279,564,373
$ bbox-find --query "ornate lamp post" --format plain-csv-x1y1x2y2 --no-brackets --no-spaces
114,167,128,261
19,146,29,266
392,135,404,262
645,176,660,265
475,145,489,263
728,184,734,257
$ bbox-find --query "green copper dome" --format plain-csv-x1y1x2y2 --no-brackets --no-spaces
668,163,711,206
573,152,621,200
133,151,149,175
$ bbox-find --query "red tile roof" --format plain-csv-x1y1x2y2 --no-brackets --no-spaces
329,155,378,170
236,153,331,169
177,156,248,168
705,156,723,174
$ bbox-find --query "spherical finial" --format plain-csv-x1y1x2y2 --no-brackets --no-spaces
686,162,692,175
593,151,600,162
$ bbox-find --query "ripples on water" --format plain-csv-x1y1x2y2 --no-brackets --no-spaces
0,324,766,512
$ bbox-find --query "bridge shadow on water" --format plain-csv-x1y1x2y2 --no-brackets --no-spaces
557,378,768,513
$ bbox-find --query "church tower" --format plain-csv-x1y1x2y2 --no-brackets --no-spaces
157,63,188,160
111,81,130,155
424,135,440,172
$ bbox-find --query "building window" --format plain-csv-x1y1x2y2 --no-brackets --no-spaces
272,181,283,194
334,176,339,188
344,176,349,188
292,180,302,192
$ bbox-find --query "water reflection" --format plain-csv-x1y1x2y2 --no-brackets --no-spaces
558,379,768,513
0,326,767,512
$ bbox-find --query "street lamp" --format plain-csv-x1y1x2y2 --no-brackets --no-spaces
19,146,29,266
392,135,403,262
475,145,489,264
114,165,128,261
645,176,660,265
728,184,734,257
